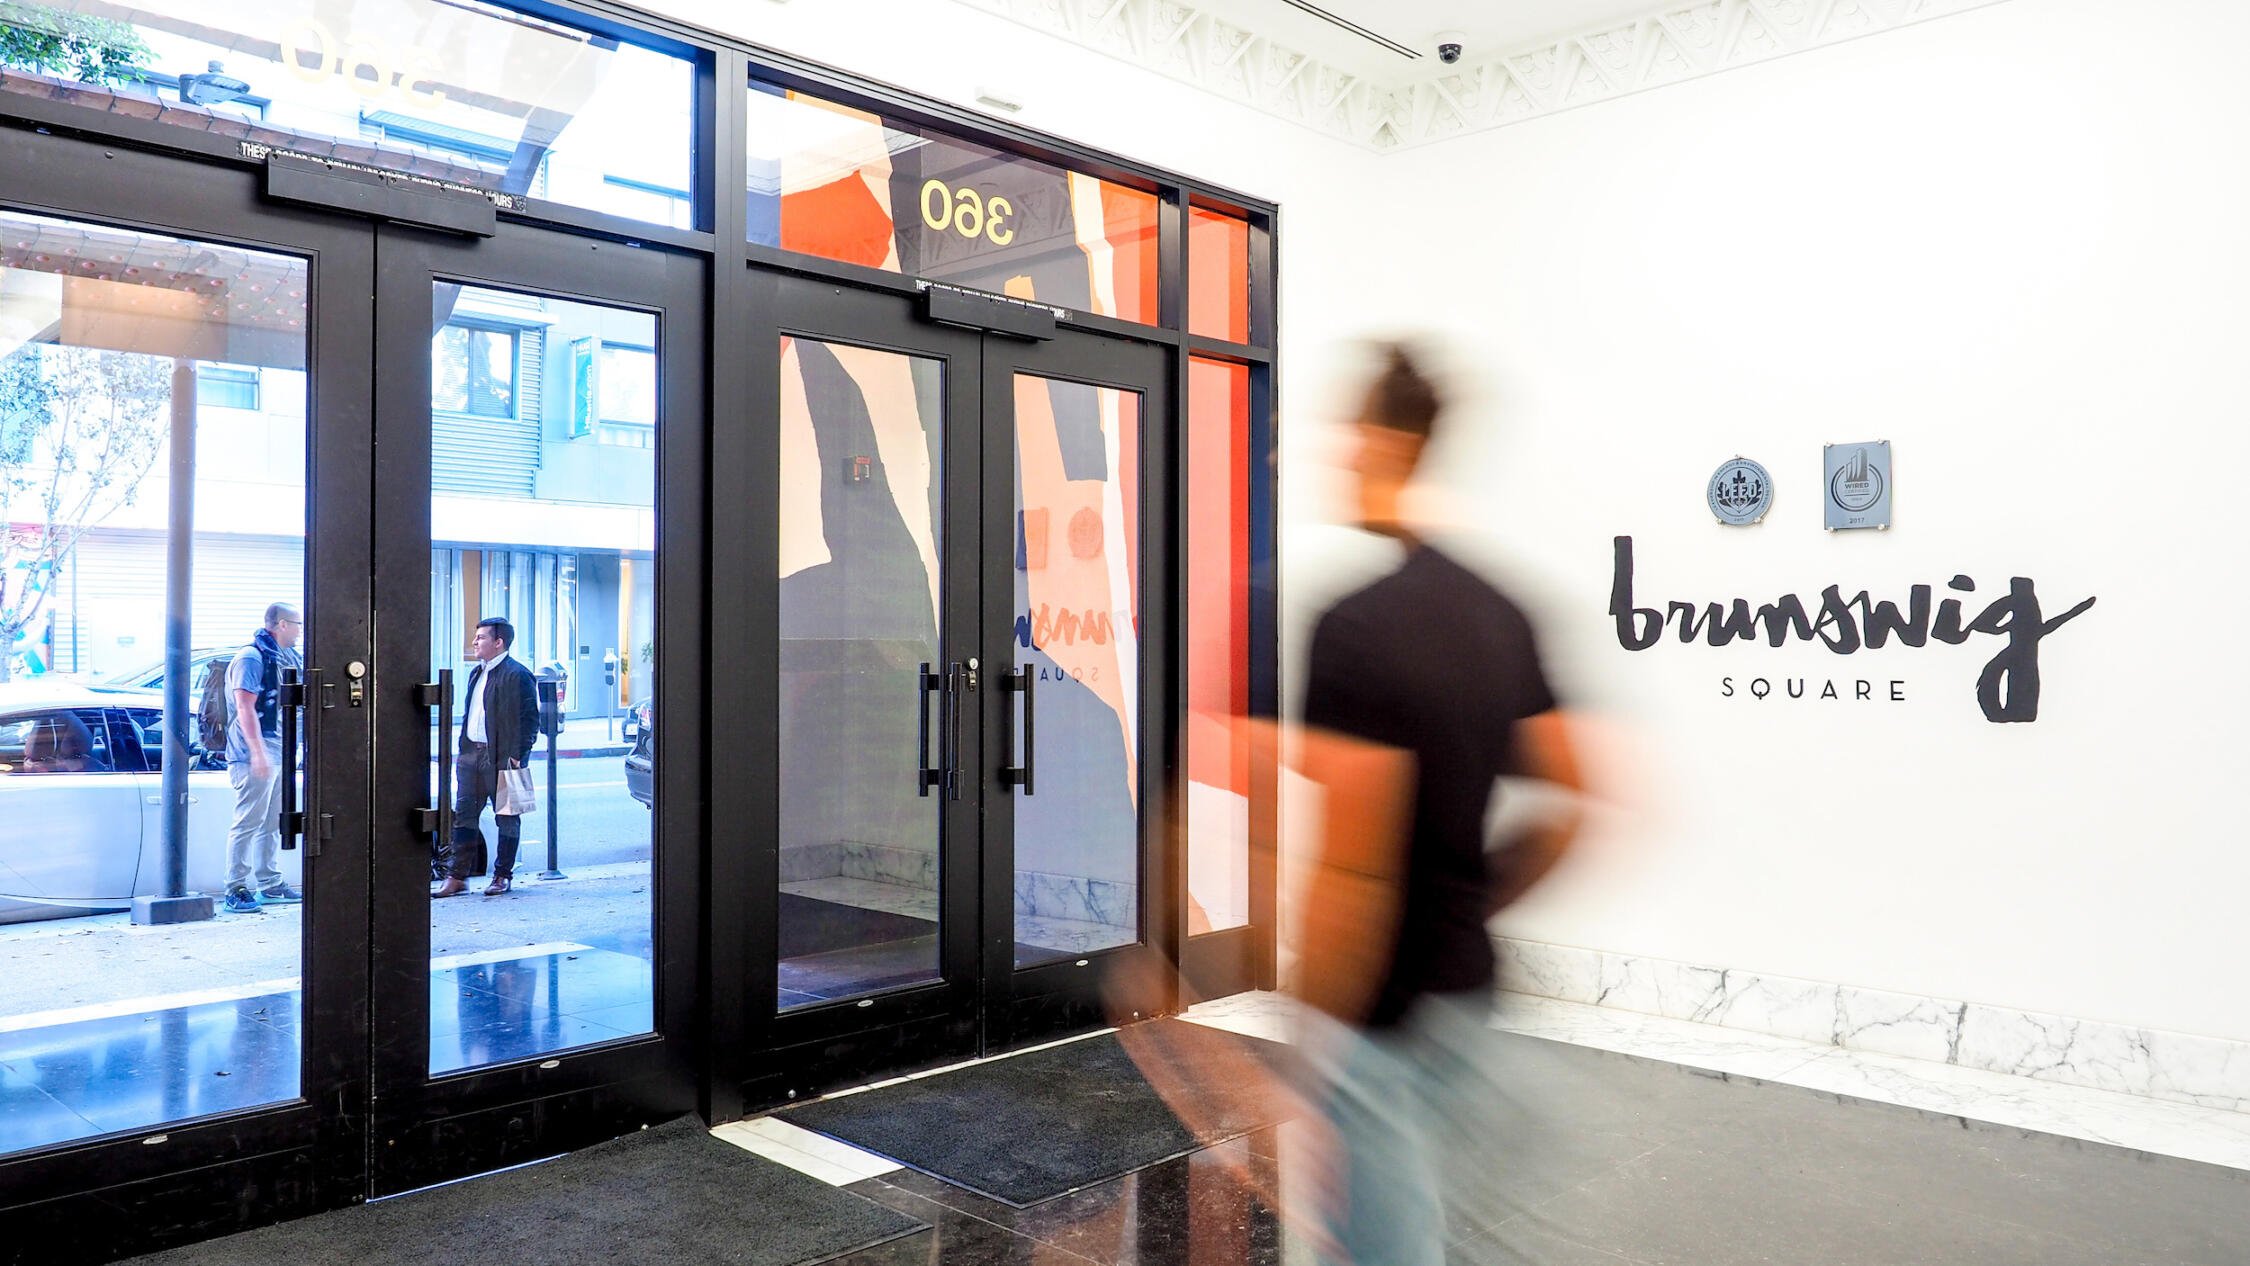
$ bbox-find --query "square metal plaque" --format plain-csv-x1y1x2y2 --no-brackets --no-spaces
1823,441,1892,530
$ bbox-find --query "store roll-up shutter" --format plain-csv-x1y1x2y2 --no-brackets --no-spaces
58,532,303,672
433,327,543,496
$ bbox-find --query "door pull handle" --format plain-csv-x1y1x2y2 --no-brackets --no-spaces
1001,666,1035,794
421,671,455,844
917,663,943,797
945,662,966,801
278,668,306,849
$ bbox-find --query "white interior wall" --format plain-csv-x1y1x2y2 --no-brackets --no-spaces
1345,0,2250,1043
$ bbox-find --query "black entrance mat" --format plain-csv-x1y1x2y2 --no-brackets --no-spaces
785,1018,1293,1207
129,1118,926,1266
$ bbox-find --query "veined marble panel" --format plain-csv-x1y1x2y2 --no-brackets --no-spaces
1178,990,1297,1045
1016,914,1133,956
839,841,937,891
779,842,841,884
1497,936,2250,1113
1184,991,2250,1172
1014,870,1138,929
1492,992,2250,1173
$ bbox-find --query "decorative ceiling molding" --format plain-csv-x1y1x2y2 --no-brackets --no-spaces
952,0,2017,150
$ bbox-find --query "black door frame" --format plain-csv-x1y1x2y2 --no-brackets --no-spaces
727,270,1175,1106
979,325,1178,1050
735,275,989,1100
1,0,1282,1248
367,223,708,1195
0,127,377,1259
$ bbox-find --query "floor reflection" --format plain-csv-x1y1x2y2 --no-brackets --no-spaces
0,991,299,1155
0,943,659,1156
831,1126,1287,1266
429,946,654,1075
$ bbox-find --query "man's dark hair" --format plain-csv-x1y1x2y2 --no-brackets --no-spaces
1364,342,1443,439
476,617,515,650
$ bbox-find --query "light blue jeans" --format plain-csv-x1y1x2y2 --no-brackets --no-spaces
1301,992,1512,1266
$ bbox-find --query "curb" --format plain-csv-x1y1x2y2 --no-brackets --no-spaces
550,745,632,759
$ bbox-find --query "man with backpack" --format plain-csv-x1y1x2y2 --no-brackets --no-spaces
222,602,305,914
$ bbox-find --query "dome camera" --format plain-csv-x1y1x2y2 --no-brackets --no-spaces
1436,31,1466,64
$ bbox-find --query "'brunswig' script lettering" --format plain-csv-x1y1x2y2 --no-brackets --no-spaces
1609,536,2096,723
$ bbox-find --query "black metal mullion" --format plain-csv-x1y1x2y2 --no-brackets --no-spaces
703,45,757,1126
503,203,714,253
690,45,723,237
1244,357,1282,989
1185,337,1275,365
1060,309,1185,348
1162,183,1196,992
1248,213,1279,354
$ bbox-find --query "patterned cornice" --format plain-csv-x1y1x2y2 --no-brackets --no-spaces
953,0,2017,150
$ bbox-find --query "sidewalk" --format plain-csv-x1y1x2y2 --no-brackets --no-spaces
0,861,657,1023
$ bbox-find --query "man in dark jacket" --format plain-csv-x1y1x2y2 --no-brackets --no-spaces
437,616,541,897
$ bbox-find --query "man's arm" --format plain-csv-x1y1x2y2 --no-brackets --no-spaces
1487,709,1586,915
233,687,270,774
1293,727,1417,1026
511,668,540,767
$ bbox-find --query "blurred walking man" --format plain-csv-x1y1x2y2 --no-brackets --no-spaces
1107,345,1593,1262
1293,344,1589,1264
223,602,303,914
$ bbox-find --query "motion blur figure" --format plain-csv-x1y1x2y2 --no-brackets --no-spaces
1289,343,1590,1264
1116,342,1592,1263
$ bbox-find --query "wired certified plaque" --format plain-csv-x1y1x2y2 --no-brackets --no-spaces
1824,441,1892,530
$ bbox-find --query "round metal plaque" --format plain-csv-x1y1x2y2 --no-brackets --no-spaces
1708,457,1773,526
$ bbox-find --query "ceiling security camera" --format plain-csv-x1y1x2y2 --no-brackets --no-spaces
1436,31,1466,64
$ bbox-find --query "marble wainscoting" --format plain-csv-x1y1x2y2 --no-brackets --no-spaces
1014,870,1137,929
1497,936,2250,1114
839,841,938,891
1176,991,2250,1171
779,842,843,884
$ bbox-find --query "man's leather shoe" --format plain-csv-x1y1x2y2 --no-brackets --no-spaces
431,877,467,898
483,877,511,896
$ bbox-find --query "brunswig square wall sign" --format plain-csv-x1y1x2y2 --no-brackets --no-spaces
1824,441,1892,530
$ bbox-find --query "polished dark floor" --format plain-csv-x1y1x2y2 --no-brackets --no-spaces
834,1128,1284,1266
0,945,655,1154
808,1029,2250,1266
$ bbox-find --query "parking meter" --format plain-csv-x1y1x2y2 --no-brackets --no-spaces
533,667,565,880
602,648,619,741
535,667,564,738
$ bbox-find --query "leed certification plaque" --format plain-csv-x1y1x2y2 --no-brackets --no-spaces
1824,441,1892,530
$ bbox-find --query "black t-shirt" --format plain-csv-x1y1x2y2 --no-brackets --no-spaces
1302,544,1559,1028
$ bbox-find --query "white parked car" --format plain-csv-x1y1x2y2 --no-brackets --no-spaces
92,648,235,697
0,683,302,924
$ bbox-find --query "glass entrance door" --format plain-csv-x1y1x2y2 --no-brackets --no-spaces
754,274,1171,1090
0,125,377,1255
755,277,986,1080
981,333,1175,1046
366,225,704,1194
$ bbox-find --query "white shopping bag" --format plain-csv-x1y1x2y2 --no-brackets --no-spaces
496,765,539,816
